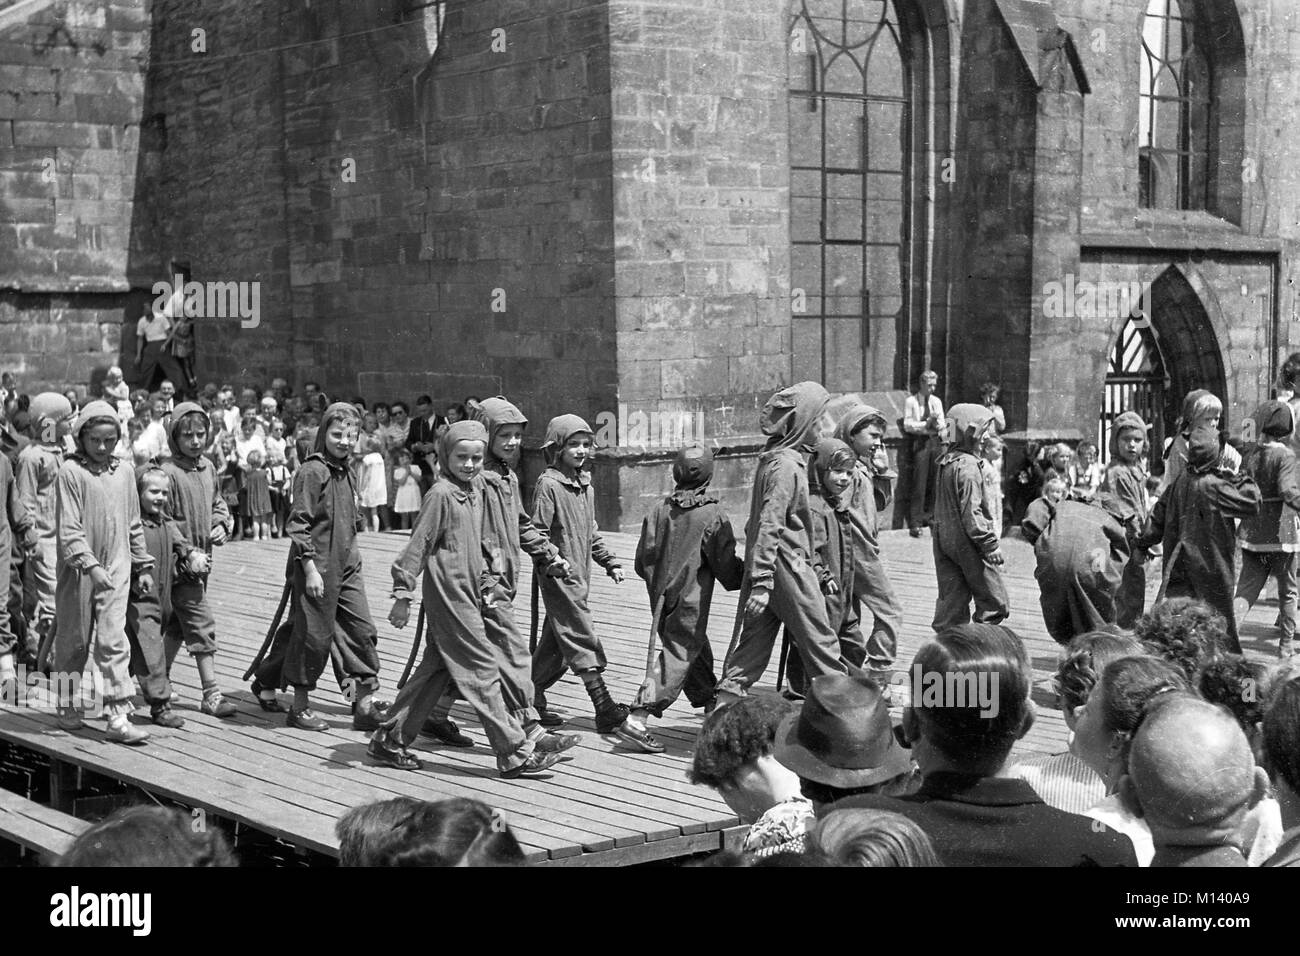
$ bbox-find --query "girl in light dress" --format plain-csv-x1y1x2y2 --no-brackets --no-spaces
390,447,423,531
357,412,389,531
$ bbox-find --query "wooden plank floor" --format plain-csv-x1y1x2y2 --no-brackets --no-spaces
0,527,1282,864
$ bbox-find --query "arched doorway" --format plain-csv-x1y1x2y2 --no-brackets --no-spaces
1098,265,1227,469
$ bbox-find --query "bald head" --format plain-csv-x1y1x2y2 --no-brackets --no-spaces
1129,697,1258,834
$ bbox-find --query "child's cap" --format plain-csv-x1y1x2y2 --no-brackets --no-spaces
1253,399,1293,440
945,404,994,451
1187,423,1222,473
28,392,74,430
543,414,594,455
812,438,856,491
71,400,122,443
438,420,489,475
672,443,714,490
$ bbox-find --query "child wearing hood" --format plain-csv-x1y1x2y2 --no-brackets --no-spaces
529,414,661,751
1102,410,1153,626
0,438,36,694
629,443,743,729
834,403,903,689
127,466,210,728
260,402,385,731
785,438,863,697
1234,400,1300,658
715,383,847,706
368,420,567,778
465,397,577,754
17,392,74,662
158,401,239,718
930,403,1008,630
1158,389,1240,495
1020,492,1136,643
52,402,155,744
1136,423,1261,652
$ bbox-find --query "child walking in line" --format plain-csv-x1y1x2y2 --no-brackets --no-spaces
0,443,36,697
158,401,239,718
629,443,743,730
1102,410,1153,626
786,438,863,698
253,402,385,731
52,402,155,745
835,402,903,689
242,449,273,541
715,383,847,706
529,414,661,751
368,420,567,778
931,403,1008,630
390,448,422,531
462,398,577,753
127,467,206,728
17,392,73,663
1137,423,1261,652
1234,400,1300,659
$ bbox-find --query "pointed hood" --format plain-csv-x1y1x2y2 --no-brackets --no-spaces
945,403,995,454
313,402,362,460
834,402,886,450
1109,410,1150,460
761,381,830,459
28,392,73,439
469,396,527,470
438,420,489,480
1252,399,1293,440
167,401,210,461
542,414,594,466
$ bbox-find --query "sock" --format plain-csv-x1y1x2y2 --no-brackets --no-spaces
354,684,375,714
195,653,220,698
293,686,310,711
580,670,617,715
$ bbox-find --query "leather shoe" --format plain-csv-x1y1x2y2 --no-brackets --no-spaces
287,707,329,732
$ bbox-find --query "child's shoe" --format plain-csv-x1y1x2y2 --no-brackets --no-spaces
607,716,666,754
201,690,238,718
367,733,423,770
500,750,563,779
250,679,286,712
420,717,474,747
535,732,580,754
351,700,388,732
593,701,630,735
106,715,150,745
151,704,186,729
56,707,84,731
286,707,329,731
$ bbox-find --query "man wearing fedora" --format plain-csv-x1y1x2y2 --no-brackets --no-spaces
823,623,1138,867
773,673,915,807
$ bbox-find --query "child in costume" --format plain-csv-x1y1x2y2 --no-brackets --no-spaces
16,392,73,661
1101,411,1152,626
52,401,155,744
257,403,385,730
529,415,660,751
1137,423,1260,652
629,443,743,728
368,421,567,778
715,383,847,705
158,401,239,717
1234,400,1300,658
930,403,1008,630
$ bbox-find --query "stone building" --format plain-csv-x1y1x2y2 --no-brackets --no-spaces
2,0,1298,529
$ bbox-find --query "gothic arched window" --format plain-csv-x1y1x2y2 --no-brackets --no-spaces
1138,0,1209,210
789,0,922,392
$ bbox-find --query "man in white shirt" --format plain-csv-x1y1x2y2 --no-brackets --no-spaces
902,370,944,536
135,304,187,393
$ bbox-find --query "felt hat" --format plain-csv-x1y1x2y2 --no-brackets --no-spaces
773,675,911,789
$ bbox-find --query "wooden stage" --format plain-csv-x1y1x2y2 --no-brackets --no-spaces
0,527,1282,865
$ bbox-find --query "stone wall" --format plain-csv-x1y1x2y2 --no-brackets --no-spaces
0,0,153,393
